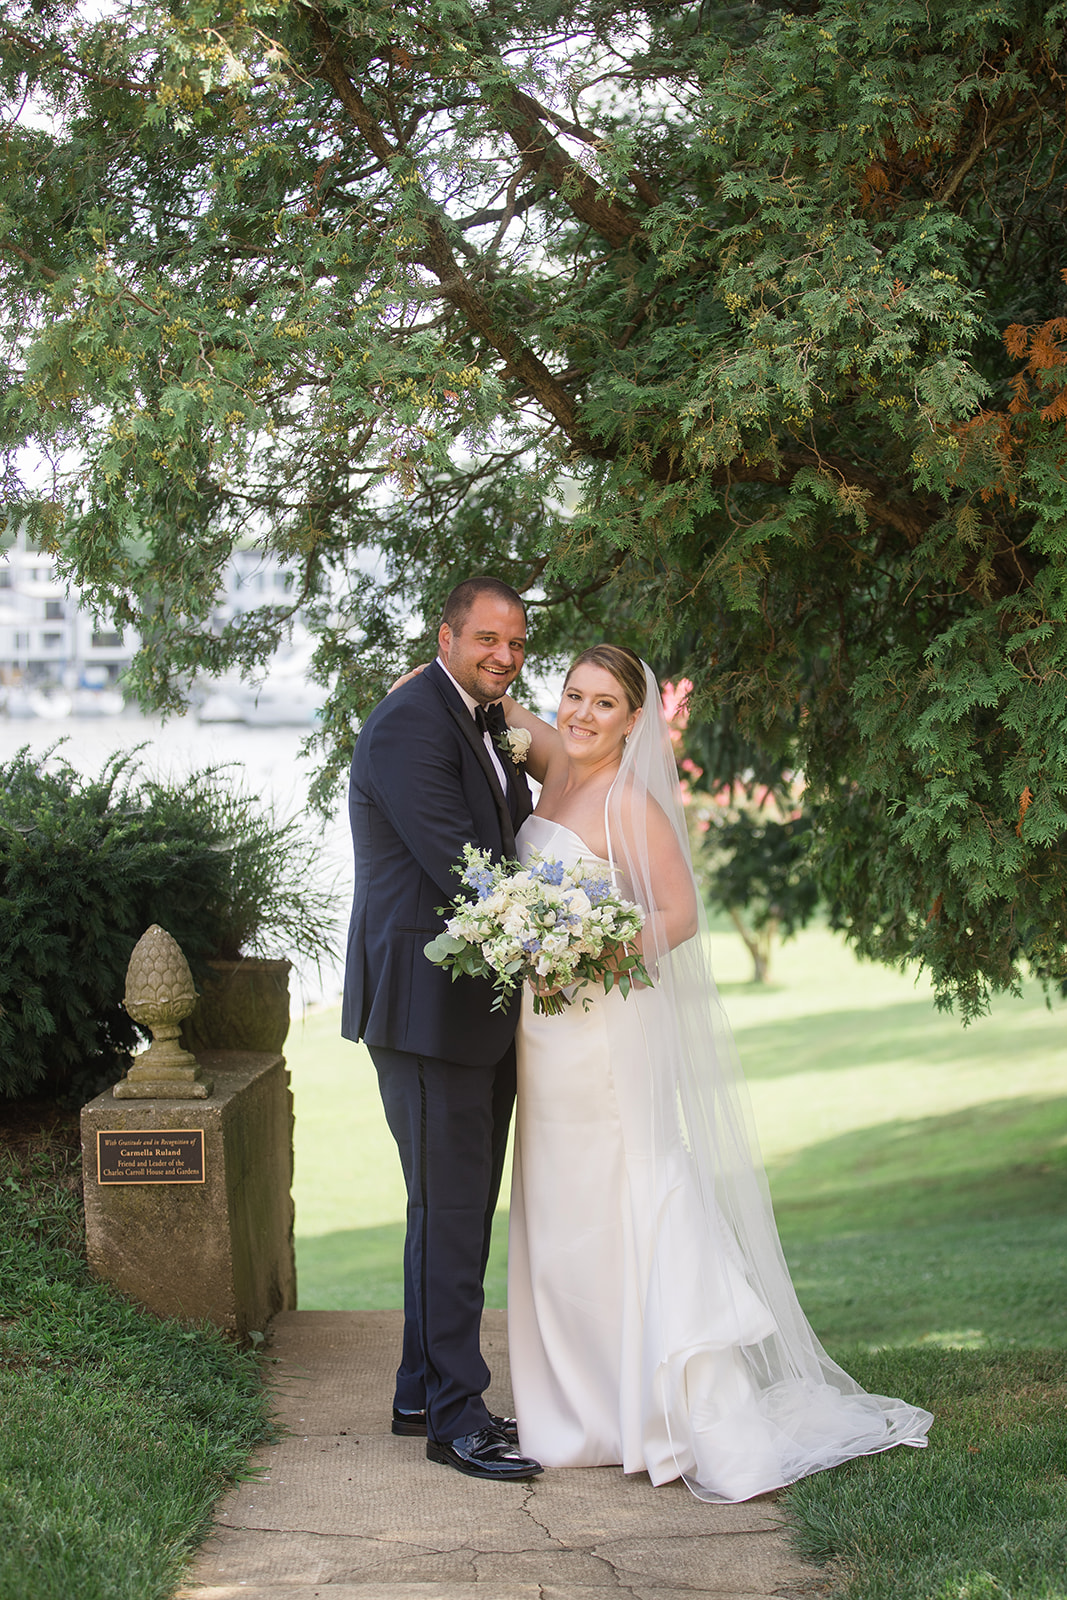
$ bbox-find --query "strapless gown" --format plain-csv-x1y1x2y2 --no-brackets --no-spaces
507,814,931,1502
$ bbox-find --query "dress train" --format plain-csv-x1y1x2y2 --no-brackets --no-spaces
507,813,931,1502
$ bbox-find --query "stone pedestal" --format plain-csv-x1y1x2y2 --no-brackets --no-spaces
81,1051,296,1340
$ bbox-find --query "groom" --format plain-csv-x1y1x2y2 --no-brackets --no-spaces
341,576,540,1481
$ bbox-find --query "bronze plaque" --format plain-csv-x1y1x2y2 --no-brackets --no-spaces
97,1129,206,1185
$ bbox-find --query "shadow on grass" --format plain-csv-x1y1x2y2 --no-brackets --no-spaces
768,1093,1067,1237
295,1222,406,1310
767,1095,1067,1348
734,988,1063,1079
784,1212,1067,1349
296,1207,1067,1348
296,1213,510,1312
297,1096,1067,1342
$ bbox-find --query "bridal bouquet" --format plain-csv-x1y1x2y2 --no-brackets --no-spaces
424,844,649,1015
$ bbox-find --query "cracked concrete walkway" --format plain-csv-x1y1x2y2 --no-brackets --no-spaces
177,1310,822,1600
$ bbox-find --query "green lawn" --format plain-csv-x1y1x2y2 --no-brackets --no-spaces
290,925,1067,1346
289,925,1067,1600
0,1142,271,1600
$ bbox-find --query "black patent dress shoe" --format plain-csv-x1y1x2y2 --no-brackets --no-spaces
392,1406,519,1444
426,1425,543,1480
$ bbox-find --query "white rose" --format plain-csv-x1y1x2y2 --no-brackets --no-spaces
505,727,533,763
564,887,592,919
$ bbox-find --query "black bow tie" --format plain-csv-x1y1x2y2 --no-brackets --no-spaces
475,702,508,740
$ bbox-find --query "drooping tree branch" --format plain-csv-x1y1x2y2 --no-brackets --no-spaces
307,6,597,449
490,86,647,249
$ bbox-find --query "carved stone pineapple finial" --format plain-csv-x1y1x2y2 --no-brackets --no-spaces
114,925,213,1099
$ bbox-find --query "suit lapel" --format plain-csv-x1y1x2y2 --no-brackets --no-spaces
512,767,534,826
426,662,517,856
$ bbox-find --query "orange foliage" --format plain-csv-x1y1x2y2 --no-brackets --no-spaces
857,132,935,214
1001,313,1067,441
1003,323,1030,360
951,283,1067,501
1040,389,1067,424
1016,786,1034,837
859,161,890,208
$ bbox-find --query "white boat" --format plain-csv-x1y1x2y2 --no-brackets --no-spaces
71,688,125,717
241,680,322,727
27,687,74,720
2,686,34,719
197,689,247,724
194,639,322,728
195,679,321,728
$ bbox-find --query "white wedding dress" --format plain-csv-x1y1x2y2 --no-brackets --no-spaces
508,809,932,1503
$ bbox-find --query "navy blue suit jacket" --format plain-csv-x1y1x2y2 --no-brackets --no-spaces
341,660,533,1067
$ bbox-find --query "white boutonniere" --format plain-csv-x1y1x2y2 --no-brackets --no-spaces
497,727,532,766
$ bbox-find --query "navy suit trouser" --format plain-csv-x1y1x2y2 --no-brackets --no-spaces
369,1042,516,1443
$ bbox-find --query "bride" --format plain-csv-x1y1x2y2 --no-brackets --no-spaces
500,643,932,1503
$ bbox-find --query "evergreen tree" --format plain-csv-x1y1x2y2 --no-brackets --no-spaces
2,1,1065,1013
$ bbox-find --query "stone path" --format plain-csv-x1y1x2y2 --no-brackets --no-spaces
177,1310,823,1600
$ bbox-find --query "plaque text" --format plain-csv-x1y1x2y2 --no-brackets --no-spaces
97,1129,206,1185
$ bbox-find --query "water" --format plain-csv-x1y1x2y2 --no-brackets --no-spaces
0,711,352,1010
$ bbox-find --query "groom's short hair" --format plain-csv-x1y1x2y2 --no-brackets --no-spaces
441,577,526,634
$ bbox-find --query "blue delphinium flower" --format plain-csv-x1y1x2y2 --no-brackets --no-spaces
579,874,612,905
458,846,497,898
465,868,495,897
531,857,566,887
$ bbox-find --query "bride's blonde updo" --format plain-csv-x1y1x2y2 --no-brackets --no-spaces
565,644,647,713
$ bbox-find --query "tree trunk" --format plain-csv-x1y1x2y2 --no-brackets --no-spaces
728,909,775,983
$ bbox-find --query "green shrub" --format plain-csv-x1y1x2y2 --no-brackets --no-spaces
0,744,337,1099
0,1139,272,1600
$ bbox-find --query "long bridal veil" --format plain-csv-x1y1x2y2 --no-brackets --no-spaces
604,662,932,1503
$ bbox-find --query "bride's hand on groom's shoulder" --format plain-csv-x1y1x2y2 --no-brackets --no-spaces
388,662,428,694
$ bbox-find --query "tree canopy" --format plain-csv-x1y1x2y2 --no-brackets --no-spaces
2,0,1066,1015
